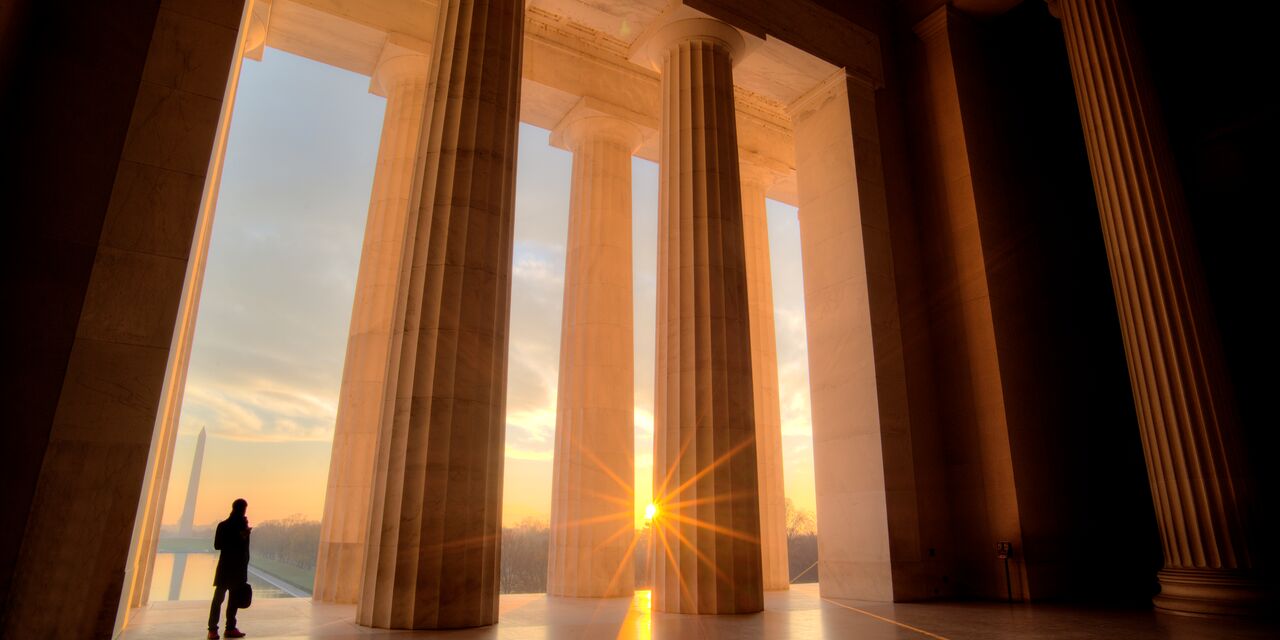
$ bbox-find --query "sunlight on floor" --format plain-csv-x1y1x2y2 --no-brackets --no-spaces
120,583,1276,640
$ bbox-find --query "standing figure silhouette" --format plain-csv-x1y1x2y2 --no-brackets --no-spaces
208,498,251,639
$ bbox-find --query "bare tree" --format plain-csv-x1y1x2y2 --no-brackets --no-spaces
785,498,816,540
501,517,549,593
783,498,819,583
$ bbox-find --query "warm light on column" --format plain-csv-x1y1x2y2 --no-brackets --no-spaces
1051,0,1265,615
632,6,765,615
314,33,431,605
739,160,792,591
357,0,523,628
546,99,646,599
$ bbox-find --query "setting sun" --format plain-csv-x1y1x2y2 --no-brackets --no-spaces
644,503,658,522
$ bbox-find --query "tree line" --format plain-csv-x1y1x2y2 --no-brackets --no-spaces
502,500,819,593
229,501,818,594
785,498,819,583
251,515,320,570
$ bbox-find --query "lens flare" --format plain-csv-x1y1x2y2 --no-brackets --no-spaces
645,503,658,521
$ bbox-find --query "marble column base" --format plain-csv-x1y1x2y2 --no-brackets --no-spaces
1154,568,1272,617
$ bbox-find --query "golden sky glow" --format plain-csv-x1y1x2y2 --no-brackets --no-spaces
160,49,816,532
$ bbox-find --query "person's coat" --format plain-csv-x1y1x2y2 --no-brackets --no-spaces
213,515,251,587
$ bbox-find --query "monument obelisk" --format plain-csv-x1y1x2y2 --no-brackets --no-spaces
168,427,207,599
177,427,206,536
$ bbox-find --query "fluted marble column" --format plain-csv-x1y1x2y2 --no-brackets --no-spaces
357,0,522,629
314,34,430,604
1051,0,1264,616
638,14,764,615
546,104,644,598
739,163,790,591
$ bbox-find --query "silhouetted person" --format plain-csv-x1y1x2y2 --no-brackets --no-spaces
208,498,251,639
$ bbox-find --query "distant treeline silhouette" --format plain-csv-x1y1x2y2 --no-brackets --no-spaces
785,499,819,584
253,515,320,570
208,502,818,594
500,500,819,593
502,518,551,593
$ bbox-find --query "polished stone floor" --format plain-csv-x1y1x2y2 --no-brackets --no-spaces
120,584,1277,639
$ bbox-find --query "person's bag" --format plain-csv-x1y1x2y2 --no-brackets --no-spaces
231,583,253,609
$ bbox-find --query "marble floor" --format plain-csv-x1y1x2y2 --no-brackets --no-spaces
120,584,1277,639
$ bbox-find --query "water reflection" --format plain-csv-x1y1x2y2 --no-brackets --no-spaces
149,553,295,601
167,553,187,601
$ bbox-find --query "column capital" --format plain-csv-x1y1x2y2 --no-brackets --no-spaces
786,69,860,125
549,97,650,154
369,33,431,97
243,0,273,61
912,4,967,42
739,152,791,191
629,4,760,72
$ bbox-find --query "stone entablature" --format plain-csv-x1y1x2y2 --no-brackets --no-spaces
249,0,858,205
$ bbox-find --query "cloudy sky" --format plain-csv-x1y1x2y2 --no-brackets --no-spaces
161,49,815,530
